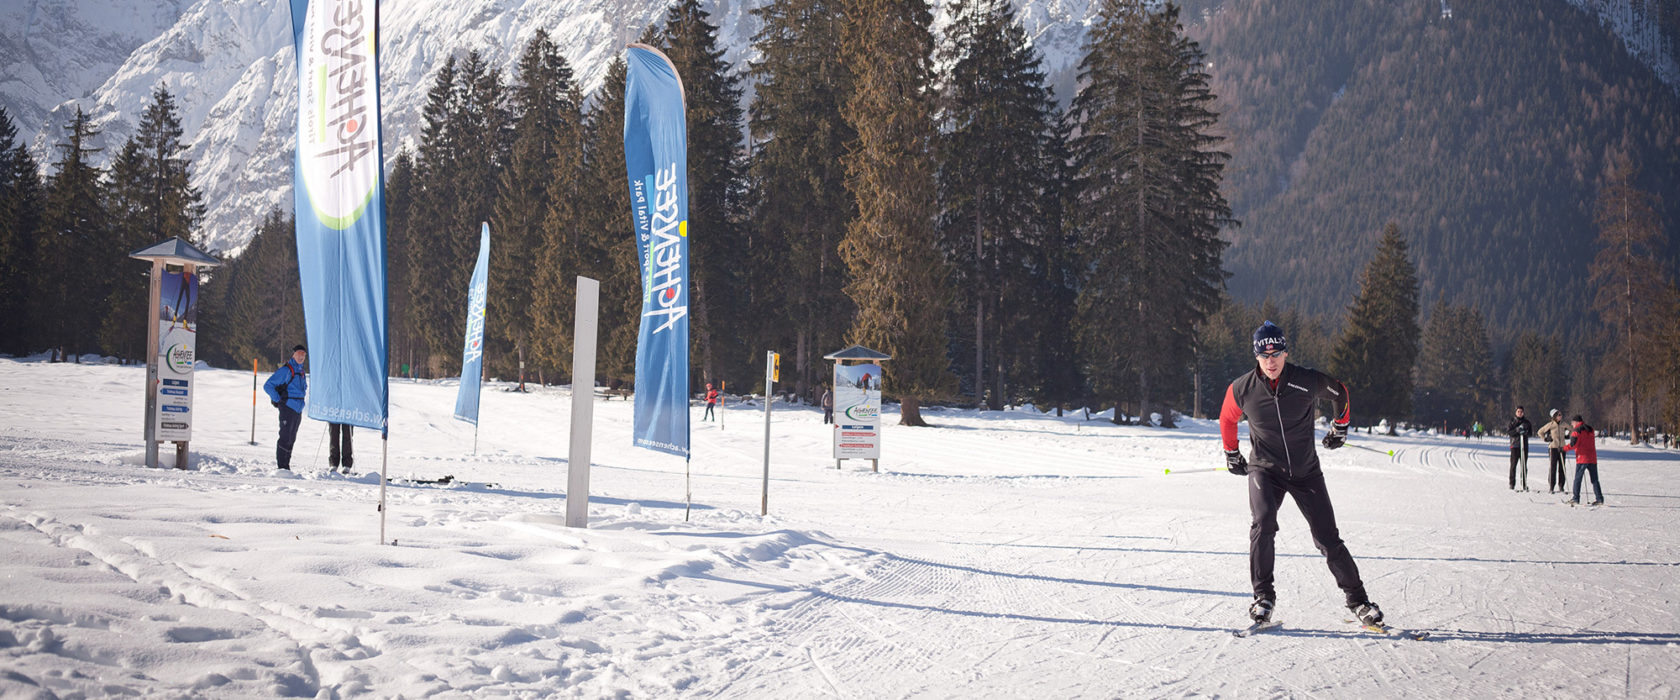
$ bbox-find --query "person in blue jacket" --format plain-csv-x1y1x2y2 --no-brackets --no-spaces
263,345,308,470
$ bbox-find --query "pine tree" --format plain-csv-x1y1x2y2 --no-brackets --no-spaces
1507,331,1567,422
408,53,511,376
37,108,109,360
384,149,417,377
935,0,1060,410
100,86,206,360
747,0,856,398
1068,0,1231,425
1589,152,1668,443
0,107,45,356
839,0,954,426
657,0,751,389
1414,302,1497,430
1033,114,1082,410
573,57,641,387
197,210,302,369
405,57,460,377
497,31,585,387
1329,221,1421,432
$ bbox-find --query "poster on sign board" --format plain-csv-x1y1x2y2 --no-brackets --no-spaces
833,363,882,459
155,268,197,441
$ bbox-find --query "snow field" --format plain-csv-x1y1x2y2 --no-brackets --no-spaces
1,358,1678,698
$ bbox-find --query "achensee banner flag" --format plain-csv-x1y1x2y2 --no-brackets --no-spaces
623,44,690,458
289,0,389,432
454,223,490,424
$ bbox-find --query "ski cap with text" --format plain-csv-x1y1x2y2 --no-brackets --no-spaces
1253,321,1288,355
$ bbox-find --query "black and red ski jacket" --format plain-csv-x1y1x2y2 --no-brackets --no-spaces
1220,363,1351,478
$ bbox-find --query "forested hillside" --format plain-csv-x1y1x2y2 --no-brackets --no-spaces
1186,0,1680,342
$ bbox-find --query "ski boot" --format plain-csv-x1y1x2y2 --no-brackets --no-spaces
1249,596,1275,624
1349,600,1383,627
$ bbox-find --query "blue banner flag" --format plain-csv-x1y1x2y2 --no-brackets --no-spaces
624,44,690,458
454,223,490,424
289,0,389,432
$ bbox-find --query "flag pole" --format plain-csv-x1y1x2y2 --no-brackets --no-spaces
379,431,389,544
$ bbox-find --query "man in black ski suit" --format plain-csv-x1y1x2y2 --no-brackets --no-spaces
1507,406,1534,491
1218,321,1382,627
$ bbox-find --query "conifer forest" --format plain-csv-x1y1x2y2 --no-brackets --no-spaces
3,0,1679,439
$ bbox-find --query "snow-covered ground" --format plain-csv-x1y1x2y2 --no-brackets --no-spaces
2,357,1677,698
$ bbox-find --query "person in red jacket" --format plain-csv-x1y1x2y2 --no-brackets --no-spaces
1563,415,1603,505
703,383,719,421
1219,321,1381,628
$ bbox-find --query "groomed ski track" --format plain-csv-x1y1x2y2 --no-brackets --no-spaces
1,359,1677,697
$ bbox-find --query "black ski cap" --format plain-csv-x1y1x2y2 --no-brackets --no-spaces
1253,321,1287,355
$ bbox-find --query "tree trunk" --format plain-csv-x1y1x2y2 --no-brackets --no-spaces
515,334,527,392
992,357,1004,411
899,395,928,427
1140,369,1153,427
796,328,809,401
974,184,984,410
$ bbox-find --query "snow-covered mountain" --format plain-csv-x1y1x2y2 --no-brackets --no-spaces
5,0,1672,256
0,0,192,154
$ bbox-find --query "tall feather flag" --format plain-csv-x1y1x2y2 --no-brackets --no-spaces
454,223,490,425
623,44,690,458
289,0,388,433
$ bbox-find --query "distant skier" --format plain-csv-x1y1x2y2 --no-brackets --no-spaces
1219,321,1383,628
703,383,718,421
1563,415,1603,505
1507,406,1533,491
1537,409,1570,493
262,345,308,471
821,386,834,424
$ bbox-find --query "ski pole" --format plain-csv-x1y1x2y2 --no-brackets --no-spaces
1346,442,1394,457
1163,466,1230,475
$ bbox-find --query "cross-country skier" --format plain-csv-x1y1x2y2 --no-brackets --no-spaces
1507,406,1534,491
1537,409,1570,493
703,383,719,421
1564,415,1603,505
1219,321,1383,628
263,345,308,471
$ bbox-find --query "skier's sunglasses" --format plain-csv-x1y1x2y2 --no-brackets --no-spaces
1256,350,1286,359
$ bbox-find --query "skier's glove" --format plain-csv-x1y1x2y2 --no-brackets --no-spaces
1224,449,1248,475
1322,423,1347,450
271,400,281,409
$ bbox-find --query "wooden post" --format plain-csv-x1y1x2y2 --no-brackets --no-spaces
143,260,163,469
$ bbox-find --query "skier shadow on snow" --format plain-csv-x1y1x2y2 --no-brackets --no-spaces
664,529,1248,610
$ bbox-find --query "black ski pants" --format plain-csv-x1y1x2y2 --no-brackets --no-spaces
1547,448,1567,492
1508,442,1529,490
276,407,302,470
329,423,354,469
1249,467,1368,606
